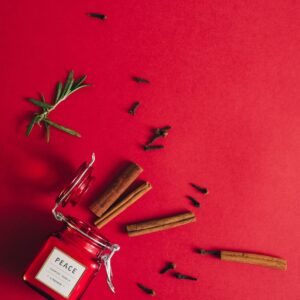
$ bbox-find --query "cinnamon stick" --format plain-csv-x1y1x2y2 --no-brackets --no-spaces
126,212,196,237
197,249,287,271
221,251,287,270
94,182,152,228
89,162,143,217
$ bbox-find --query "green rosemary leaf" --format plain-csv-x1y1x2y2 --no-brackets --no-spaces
27,98,52,109
69,84,91,96
45,122,50,143
61,70,74,99
26,115,39,136
72,75,87,90
55,82,62,103
25,71,89,142
44,119,81,137
40,94,47,112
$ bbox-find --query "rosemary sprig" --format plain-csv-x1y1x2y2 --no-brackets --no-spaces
26,71,90,142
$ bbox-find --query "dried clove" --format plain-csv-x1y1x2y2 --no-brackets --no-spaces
87,13,107,20
137,283,155,296
144,145,164,151
147,126,172,145
132,76,150,84
187,196,200,208
191,183,208,195
156,125,171,137
160,262,176,274
128,101,140,115
173,272,197,281
196,248,220,258
147,135,160,145
197,248,209,255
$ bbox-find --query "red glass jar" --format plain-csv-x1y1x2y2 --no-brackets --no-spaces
23,154,120,300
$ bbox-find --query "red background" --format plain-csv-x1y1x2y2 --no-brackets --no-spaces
0,0,299,299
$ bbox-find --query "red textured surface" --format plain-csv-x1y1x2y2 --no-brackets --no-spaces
0,1,299,299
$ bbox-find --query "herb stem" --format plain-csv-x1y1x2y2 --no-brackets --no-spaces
44,119,81,137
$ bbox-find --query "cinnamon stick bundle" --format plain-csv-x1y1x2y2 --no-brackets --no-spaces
126,212,196,237
94,182,152,228
89,162,143,217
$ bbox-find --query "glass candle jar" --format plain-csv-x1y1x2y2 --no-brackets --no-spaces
23,154,120,300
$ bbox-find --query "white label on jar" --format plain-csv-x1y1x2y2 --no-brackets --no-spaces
35,247,86,298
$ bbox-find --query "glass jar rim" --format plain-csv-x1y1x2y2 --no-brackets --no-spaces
64,216,113,250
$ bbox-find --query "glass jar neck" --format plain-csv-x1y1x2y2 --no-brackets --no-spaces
60,226,103,258
59,217,111,259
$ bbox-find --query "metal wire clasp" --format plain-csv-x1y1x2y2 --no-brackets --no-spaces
101,244,120,293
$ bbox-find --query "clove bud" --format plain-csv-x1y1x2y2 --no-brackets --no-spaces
132,76,150,84
173,272,197,281
87,13,107,20
160,262,176,274
144,145,164,151
187,196,200,208
147,126,172,145
137,283,155,296
191,183,208,195
128,101,140,115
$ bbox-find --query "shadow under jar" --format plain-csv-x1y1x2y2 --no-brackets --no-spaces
23,154,120,300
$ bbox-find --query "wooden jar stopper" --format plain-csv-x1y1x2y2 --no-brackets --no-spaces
89,162,143,217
